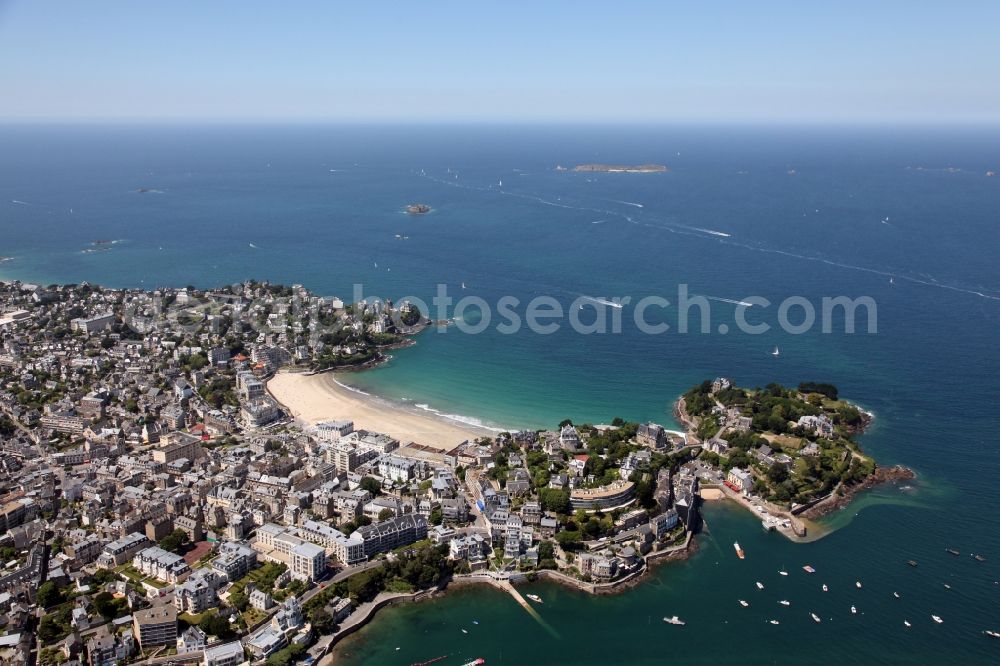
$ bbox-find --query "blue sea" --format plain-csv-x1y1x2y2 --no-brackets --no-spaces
2,124,999,664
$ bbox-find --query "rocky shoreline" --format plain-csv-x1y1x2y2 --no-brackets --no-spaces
801,465,916,520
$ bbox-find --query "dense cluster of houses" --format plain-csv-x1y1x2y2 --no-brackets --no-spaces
0,280,703,665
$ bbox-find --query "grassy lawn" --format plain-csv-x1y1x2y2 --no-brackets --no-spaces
392,538,432,555
114,564,144,582
242,607,267,626
179,608,215,625
763,433,805,451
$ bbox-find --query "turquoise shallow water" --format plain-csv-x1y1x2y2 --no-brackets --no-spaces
2,124,999,663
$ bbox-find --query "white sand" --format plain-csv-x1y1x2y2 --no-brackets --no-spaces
267,370,492,451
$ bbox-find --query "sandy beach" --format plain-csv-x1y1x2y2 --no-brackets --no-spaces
266,370,494,451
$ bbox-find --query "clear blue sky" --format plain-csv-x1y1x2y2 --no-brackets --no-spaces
2,1,998,123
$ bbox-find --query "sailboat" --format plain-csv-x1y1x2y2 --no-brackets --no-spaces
498,179,503,187
772,346,780,357
461,282,467,290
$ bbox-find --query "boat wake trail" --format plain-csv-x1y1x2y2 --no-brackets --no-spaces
417,170,1000,304
717,242,1000,302
704,296,756,307
581,296,625,309
693,228,732,238
418,171,732,241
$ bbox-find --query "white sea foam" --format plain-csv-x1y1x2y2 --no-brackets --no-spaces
693,228,732,237
413,402,506,432
11,200,30,205
332,378,372,396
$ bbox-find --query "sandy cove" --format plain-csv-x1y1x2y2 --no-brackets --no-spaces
266,369,495,450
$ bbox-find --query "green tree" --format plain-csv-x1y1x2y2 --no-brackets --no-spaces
538,488,570,514
36,580,63,608
377,508,395,522
39,647,67,665
347,568,385,603
555,530,582,551
359,476,382,496
767,462,789,484
634,478,655,509
199,613,233,639
309,607,335,634
228,590,249,612
159,528,189,554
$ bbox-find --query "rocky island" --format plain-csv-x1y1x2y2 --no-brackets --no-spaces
561,163,668,173
677,378,913,535
405,203,431,214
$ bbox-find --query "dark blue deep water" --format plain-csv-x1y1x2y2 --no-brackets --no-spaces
2,124,999,664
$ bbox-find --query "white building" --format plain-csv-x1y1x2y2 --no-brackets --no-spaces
378,454,418,483
290,542,326,581
727,467,754,494
203,641,245,666
316,420,354,442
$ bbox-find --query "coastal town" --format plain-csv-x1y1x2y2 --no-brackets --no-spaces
0,279,897,666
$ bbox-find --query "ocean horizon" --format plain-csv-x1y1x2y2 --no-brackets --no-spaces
2,123,999,664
